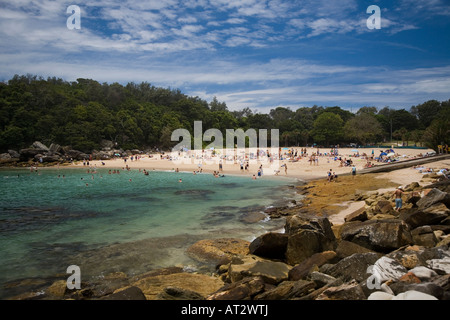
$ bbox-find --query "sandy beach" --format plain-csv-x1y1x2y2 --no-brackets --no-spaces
67,146,437,182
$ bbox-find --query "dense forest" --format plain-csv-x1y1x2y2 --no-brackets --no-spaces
0,74,449,153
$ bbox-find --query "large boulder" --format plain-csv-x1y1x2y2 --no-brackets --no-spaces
411,226,438,247
32,141,49,151
400,204,449,229
130,272,224,300
316,280,366,300
227,255,292,285
427,257,450,275
340,219,412,252
0,153,12,160
19,148,46,160
417,188,450,209
288,251,337,281
8,150,20,158
320,252,379,283
335,240,377,259
254,279,316,300
207,276,265,300
285,213,336,240
371,256,408,283
285,213,337,265
345,207,368,223
248,232,288,260
64,150,88,160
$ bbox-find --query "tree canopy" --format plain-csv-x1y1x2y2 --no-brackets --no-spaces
0,74,448,152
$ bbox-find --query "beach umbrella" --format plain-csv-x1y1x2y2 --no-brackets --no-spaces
380,152,387,156
387,152,395,157
351,149,359,152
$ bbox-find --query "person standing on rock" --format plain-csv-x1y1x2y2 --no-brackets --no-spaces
394,186,405,211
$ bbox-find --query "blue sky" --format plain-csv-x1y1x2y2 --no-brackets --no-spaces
0,0,449,113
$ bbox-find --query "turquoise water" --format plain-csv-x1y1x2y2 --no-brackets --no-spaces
0,168,300,298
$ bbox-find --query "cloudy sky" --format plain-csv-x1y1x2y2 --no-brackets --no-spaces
0,0,449,112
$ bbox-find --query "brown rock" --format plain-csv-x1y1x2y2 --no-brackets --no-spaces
316,280,366,300
249,232,288,260
227,255,292,285
370,214,396,220
156,286,205,300
344,207,368,222
286,229,336,265
255,280,315,300
288,251,337,281
101,286,146,300
207,276,265,300
399,272,421,284
130,273,224,300
335,240,377,259
375,200,395,215
417,188,450,209
284,213,336,265
399,254,421,269
46,280,68,298
340,219,412,252
411,226,438,247
186,238,250,265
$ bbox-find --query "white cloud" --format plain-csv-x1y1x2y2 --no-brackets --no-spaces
0,0,449,112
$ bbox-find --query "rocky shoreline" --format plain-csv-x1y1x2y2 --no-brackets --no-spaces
6,172,450,300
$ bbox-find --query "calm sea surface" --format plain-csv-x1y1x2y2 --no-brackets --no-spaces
0,167,301,298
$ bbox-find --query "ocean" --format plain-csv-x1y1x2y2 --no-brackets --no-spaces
0,167,301,299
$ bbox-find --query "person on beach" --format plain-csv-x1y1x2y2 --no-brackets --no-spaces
394,186,405,211
351,165,356,177
284,163,288,175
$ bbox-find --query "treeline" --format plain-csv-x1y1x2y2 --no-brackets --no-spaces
0,74,448,153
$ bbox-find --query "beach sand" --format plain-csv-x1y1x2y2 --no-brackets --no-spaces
68,146,436,181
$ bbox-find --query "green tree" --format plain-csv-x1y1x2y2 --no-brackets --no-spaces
422,108,450,151
344,113,384,145
412,100,443,129
209,96,228,112
312,112,344,146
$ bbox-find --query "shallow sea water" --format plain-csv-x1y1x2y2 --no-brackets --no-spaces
0,167,302,298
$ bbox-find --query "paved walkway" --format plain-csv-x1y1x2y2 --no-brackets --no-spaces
359,154,450,174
